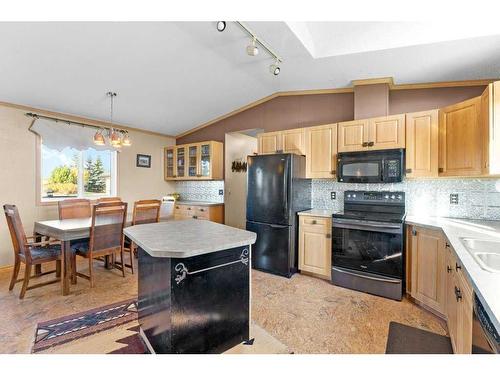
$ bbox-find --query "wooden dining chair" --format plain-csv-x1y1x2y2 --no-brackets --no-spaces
72,201,128,287
58,198,91,220
122,199,161,274
96,197,122,203
3,204,61,299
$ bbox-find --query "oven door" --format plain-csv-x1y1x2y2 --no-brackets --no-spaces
332,219,403,278
337,158,383,183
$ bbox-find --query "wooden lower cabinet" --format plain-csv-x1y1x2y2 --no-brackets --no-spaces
408,225,473,354
174,204,224,224
445,245,473,354
410,226,446,315
298,215,332,278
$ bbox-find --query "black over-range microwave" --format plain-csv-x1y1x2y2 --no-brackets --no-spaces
337,149,405,183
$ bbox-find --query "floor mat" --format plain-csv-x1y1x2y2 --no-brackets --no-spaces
385,321,453,354
32,299,137,353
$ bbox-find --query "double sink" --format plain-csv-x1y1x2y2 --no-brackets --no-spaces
460,238,500,273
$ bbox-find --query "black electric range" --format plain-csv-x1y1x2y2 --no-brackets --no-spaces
331,191,406,301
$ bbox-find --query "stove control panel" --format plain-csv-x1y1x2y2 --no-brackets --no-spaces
345,191,405,204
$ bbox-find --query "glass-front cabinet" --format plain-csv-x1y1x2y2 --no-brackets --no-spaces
176,146,186,178
164,141,223,181
165,147,175,179
199,143,211,178
188,145,199,178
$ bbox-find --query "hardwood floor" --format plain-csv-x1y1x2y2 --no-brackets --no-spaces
0,263,446,354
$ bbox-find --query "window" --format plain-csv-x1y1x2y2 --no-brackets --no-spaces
40,143,117,202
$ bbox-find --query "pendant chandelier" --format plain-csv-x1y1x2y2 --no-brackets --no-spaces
93,91,131,148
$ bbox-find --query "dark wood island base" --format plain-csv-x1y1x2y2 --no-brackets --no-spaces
138,245,251,353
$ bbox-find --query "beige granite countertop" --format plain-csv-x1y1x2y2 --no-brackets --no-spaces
175,200,224,206
298,209,337,218
123,219,256,258
405,216,500,332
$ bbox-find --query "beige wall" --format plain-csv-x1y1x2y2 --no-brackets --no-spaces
224,132,258,229
0,104,175,267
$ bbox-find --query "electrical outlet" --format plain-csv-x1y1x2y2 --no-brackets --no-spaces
450,193,459,205
219,189,224,196
330,192,336,200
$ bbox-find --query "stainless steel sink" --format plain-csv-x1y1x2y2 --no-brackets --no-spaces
460,238,500,273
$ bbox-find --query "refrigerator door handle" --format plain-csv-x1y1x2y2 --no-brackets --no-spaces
269,224,289,229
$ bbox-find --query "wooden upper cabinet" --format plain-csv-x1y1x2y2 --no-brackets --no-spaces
305,123,338,178
164,147,176,179
282,128,305,155
405,110,439,178
257,131,282,154
337,119,369,152
439,96,484,176
410,226,446,316
164,141,223,181
338,114,405,152
368,114,406,150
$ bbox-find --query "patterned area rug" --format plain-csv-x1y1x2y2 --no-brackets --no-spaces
32,299,138,353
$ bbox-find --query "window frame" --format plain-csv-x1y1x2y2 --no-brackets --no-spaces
36,136,118,206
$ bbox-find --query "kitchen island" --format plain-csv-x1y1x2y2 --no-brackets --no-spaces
124,219,256,354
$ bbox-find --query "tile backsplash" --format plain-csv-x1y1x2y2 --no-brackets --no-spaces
173,178,500,220
174,180,225,203
312,178,500,220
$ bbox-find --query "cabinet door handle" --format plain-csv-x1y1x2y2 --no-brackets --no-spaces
438,167,444,173
405,168,412,174
362,142,369,147
192,215,198,219
330,170,336,175
455,263,461,271
311,220,317,224
447,266,452,273
368,141,374,147
200,208,205,212
187,207,192,210
454,286,462,302
326,233,331,239
445,243,450,248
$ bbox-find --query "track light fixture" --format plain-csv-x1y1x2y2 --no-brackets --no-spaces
269,60,280,76
216,21,226,32
246,37,259,56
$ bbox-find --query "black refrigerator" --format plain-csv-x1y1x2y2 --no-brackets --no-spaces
246,153,311,278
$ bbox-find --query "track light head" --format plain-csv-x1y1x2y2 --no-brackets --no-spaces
246,38,259,56
216,21,226,32
269,61,280,76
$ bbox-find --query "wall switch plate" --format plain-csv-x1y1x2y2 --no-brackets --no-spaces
219,189,224,196
450,193,459,205
330,192,336,200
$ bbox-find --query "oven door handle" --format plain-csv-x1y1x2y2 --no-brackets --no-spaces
332,267,401,284
333,219,402,234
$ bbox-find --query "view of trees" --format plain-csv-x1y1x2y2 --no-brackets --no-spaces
45,152,107,196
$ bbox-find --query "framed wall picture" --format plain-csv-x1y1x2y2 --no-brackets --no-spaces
136,154,151,168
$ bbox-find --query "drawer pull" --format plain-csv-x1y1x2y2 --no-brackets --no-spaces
312,220,317,224
200,208,205,212
174,248,249,285
187,207,192,210
192,215,198,219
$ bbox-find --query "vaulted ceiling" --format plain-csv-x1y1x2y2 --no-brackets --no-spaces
1,22,499,136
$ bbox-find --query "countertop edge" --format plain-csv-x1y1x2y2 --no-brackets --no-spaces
405,216,500,333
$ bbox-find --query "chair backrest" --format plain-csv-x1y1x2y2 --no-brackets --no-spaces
89,201,128,255
132,199,161,225
58,199,91,220
3,204,30,261
97,197,122,204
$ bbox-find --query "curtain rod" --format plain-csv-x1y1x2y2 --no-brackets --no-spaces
25,112,128,134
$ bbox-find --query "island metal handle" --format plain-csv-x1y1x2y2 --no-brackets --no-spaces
174,248,249,285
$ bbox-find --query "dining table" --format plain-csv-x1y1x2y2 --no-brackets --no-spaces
34,214,134,295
